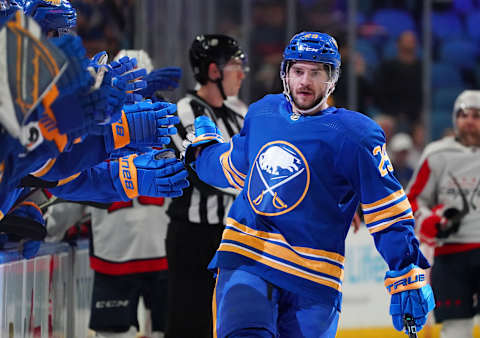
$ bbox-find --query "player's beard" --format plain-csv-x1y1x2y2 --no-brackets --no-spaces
292,89,324,110
458,129,480,147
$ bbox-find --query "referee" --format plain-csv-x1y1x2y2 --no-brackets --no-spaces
165,34,248,338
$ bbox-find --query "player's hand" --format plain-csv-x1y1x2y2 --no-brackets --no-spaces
385,264,435,334
124,100,179,146
183,115,224,167
50,35,93,95
418,204,446,246
138,67,182,98
106,101,179,152
113,149,189,199
350,212,362,233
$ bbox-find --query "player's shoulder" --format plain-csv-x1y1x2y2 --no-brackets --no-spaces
421,136,462,159
332,108,384,144
247,93,285,116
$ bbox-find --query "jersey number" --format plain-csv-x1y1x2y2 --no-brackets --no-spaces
373,143,393,177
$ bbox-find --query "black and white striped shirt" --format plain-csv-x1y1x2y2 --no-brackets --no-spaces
168,91,245,225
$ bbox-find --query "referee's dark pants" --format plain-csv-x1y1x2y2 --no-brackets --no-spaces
165,219,224,338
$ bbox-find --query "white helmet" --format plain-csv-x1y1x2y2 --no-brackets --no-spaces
452,90,480,131
114,49,154,73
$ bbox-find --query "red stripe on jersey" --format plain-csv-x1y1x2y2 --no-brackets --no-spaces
407,159,431,213
90,256,168,275
138,196,165,206
434,243,480,256
108,200,133,213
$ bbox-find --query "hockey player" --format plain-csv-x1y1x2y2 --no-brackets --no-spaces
166,34,247,338
407,90,480,338
184,32,435,337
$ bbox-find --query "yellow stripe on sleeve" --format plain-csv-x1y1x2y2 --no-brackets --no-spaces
363,198,412,225
361,189,405,211
368,214,414,234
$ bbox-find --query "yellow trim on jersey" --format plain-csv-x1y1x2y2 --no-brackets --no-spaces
226,217,345,265
220,151,243,190
361,189,405,211
368,214,414,234
219,141,245,189
363,198,411,225
212,270,219,338
57,172,81,187
31,158,56,177
0,210,4,221
223,228,344,280
226,140,246,179
218,243,342,291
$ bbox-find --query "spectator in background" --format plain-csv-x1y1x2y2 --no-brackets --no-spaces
390,132,414,188
374,30,422,130
407,123,426,169
374,114,396,143
333,35,374,114
250,0,285,101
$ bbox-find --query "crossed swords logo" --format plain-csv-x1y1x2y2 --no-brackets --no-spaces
252,161,305,209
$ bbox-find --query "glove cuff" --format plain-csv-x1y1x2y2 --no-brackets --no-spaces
384,264,427,295
111,154,139,200
105,111,131,153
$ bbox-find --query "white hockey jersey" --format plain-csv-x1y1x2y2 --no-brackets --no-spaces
407,136,480,248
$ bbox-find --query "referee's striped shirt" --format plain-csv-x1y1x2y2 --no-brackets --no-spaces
168,91,245,225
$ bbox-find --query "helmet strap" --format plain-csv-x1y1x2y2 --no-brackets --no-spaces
207,65,227,101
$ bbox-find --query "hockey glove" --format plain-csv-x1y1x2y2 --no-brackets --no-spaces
105,101,179,152
51,83,127,135
112,149,189,200
113,67,147,92
50,35,93,95
109,56,138,76
183,115,224,167
385,264,435,334
138,67,182,98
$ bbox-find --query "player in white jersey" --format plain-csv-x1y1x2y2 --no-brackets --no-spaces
407,90,480,338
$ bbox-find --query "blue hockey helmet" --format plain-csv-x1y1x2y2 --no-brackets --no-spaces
24,0,76,35
0,0,25,27
281,32,341,77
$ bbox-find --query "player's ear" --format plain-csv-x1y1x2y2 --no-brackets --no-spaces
208,62,221,81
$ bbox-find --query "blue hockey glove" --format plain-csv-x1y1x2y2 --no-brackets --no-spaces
21,239,41,259
10,201,45,259
138,67,182,98
184,115,224,167
384,264,435,334
109,56,138,76
50,35,93,95
106,101,178,152
111,149,189,199
113,68,147,92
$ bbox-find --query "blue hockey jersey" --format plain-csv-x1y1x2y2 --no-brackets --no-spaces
196,94,429,310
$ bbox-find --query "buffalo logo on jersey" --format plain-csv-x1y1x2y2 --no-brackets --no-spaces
247,141,310,216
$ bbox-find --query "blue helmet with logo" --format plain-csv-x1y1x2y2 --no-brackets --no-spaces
281,32,341,77
280,32,341,115
0,0,25,27
24,0,76,35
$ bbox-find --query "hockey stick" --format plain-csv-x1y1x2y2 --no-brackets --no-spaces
404,314,418,338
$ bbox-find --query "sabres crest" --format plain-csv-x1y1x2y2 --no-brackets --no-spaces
247,141,310,216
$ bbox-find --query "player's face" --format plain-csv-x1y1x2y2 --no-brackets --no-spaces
287,61,329,110
222,59,246,97
456,108,480,147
